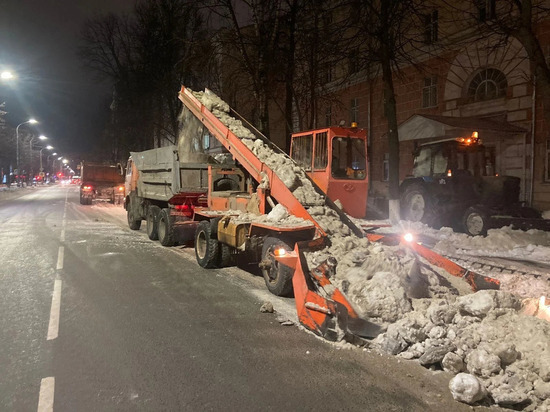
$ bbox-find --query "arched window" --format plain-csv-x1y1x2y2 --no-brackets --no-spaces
467,68,507,102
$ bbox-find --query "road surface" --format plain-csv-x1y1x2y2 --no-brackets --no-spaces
0,185,472,411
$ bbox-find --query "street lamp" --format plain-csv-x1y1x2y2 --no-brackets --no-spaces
1,71,14,80
28,135,47,178
40,145,53,172
15,118,38,172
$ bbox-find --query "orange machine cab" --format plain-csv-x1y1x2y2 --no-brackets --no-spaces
290,126,368,219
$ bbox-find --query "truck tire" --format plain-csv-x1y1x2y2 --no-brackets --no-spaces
260,237,294,297
127,197,142,230
79,194,86,205
195,220,219,268
146,205,161,240
463,206,489,236
400,184,433,224
158,208,176,246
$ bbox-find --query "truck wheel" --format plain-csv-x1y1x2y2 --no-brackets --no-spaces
79,194,86,205
146,205,161,240
195,220,219,268
158,208,176,246
401,184,432,223
463,206,489,236
127,199,142,230
260,237,293,297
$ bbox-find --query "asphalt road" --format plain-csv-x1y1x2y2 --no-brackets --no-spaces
0,185,472,411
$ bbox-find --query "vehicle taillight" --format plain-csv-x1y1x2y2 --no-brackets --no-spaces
174,203,194,217
83,185,93,191
117,186,124,192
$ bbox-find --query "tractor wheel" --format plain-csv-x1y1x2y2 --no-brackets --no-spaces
79,194,86,205
195,220,219,268
462,206,489,236
400,184,433,224
146,205,161,240
260,237,294,297
218,243,233,268
158,208,176,246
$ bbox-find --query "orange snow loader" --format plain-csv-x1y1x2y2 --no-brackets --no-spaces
127,85,499,343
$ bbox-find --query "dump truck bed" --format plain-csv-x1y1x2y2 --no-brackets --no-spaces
130,145,209,202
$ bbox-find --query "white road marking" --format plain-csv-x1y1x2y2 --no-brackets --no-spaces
56,247,64,270
47,280,62,340
60,229,65,242
37,377,55,412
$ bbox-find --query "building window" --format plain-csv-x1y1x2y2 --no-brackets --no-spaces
383,153,389,181
477,0,496,22
424,10,438,45
422,76,438,108
546,139,550,181
467,68,507,102
348,50,360,75
325,106,332,127
351,98,359,123
321,63,333,84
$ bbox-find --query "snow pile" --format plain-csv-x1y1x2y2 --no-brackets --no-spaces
434,226,550,264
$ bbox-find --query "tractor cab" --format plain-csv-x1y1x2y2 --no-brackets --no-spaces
290,124,368,218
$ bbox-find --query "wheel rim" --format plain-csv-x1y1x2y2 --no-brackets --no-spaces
196,230,207,260
407,193,425,222
466,213,484,235
262,248,279,284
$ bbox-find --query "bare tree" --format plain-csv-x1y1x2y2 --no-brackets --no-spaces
205,0,284,135
335,0,423,221
79,0,209,159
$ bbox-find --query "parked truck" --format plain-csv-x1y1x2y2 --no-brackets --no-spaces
399,134,550,235
80,162,125,205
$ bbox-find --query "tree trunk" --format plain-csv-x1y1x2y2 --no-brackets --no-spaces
381,54,400,223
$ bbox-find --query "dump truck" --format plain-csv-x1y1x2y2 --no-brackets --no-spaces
80,162,125,205
124,86,500,342
124,146,210,245
399,134,550,235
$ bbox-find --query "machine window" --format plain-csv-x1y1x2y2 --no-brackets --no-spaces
291,134,313,171
331,137,366,180
314,132,328,170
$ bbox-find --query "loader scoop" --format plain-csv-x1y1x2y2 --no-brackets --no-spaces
291,240,382,342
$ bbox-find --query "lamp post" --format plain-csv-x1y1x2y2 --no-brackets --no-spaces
28,135,47,178
40,145,53,172
15,118,38,172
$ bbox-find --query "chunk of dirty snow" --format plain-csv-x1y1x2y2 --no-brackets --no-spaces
442,352,464,374
466,349,502,378
260,302,274,313
457,290,521,318
449,373,487,404
267,204,289,222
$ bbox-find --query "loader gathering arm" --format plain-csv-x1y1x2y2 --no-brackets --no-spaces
179,87,326,236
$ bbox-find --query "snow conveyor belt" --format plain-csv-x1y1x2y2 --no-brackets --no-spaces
178,86,363,239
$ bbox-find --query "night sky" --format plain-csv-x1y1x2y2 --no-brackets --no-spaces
0,0,135,155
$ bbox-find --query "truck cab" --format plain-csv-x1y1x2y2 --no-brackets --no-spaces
290,125,368,218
